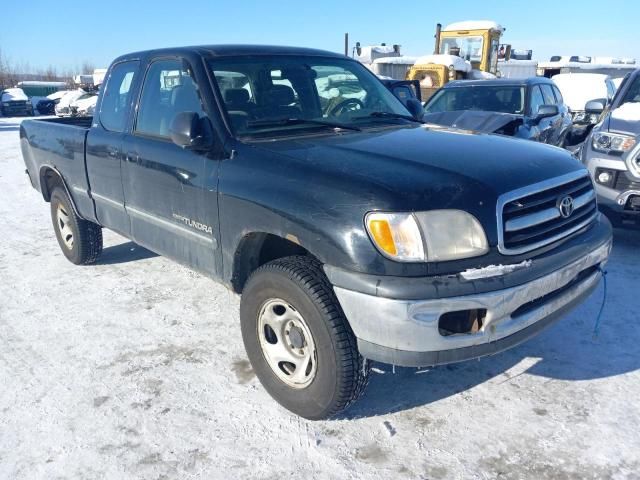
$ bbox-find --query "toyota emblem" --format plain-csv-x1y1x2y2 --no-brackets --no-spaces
557,195,574,218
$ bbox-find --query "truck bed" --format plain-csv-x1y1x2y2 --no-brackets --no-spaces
20,116,96,222
31,115,94,128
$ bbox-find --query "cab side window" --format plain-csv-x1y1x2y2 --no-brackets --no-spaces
552,85,564,105
540,84,557,105
100,61,138,132
529,85,545,115
136,59,206,138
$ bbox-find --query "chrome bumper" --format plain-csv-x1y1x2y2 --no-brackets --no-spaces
334,240,611,367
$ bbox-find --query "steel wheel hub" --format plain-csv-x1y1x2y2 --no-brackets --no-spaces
56,205,74,250
257,298,317,389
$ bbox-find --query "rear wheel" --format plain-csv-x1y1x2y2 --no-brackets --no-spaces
240,256,369,420
50,187,103,265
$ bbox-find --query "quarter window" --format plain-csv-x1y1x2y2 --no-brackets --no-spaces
540,84,556,105
99,61,138,132
552,85,564,104
529,85,545,115
136,59,206,138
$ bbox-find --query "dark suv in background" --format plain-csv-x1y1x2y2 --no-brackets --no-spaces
1,88,34,117
423,78,572,147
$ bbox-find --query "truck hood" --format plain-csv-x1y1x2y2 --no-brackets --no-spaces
605,103,640,135
250,124,584,214
422,110,523,135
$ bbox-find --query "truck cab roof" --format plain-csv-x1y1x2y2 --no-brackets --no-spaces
113,44,346,63
443,77,556,89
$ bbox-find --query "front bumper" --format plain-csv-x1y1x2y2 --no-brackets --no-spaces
586,156,640,217
330,218,612,367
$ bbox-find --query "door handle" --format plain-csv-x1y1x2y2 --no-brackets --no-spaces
107,148,118,158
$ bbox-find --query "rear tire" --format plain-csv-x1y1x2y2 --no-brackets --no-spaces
240,256,369,420
50,187,103,265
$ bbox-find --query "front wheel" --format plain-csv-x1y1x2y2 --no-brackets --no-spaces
50,187,103,265
240,256,369,420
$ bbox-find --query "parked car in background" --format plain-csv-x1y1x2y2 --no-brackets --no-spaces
70,92,98,116
1,88,34,116
55,89,86,116
582,68,640,225
423,78,573,147
553,73,616,146
35,98,56,115
36,90,71,115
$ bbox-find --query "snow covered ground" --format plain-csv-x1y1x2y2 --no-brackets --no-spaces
1,116,639,479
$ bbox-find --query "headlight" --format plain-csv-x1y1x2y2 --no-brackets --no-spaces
591,132,636,154
572,111,586,123
366,212,424,262
365,210,489,262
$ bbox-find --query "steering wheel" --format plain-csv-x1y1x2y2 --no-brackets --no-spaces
329,98,364,117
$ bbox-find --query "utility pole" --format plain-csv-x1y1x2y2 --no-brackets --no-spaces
344,33,349,57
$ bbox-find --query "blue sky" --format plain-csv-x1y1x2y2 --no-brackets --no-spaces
1,0,638,71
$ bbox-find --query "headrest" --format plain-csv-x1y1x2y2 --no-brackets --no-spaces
171,77,201,112
269,84,295,105
225,88,250,104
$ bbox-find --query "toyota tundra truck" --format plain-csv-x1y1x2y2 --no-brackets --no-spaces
20,45,612,420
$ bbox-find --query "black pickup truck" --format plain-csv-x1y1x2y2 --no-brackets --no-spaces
21,45,612,420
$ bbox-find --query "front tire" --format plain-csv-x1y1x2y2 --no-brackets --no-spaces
50,187,103,265
240,256,369,420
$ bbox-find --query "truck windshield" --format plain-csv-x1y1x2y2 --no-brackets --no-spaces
209,56,412,137
425,85,525,115
620,76,640,106
440,37,484,63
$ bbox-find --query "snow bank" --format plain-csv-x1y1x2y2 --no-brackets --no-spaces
1,88,28,102
443,20,503,32
611,102,640,122
414,54,471,72
47,90,70,101
552,74,610,111
372,56,418,65
467,69,496,80
57,89,86,109
356,45,399,64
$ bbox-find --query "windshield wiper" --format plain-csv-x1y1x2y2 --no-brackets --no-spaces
354,111,423,123
246,117,361,131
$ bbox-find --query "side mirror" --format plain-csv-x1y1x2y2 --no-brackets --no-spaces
405,98,425,121
535,104,559,121
585,99,606,115
169,111,212,150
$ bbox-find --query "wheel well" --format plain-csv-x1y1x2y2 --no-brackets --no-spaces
232,233,313,293
40,167,65,202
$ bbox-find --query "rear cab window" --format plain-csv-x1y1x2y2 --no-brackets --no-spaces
99,61,139,132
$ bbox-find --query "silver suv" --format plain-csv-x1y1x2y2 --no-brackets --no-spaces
582,69,640,225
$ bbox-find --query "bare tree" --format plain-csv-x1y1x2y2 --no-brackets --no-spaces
44,65,58,81
80,60,95,75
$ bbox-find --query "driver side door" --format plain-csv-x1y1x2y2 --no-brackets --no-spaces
121,57,221,276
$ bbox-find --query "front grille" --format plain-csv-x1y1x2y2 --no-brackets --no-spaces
498,171,598,254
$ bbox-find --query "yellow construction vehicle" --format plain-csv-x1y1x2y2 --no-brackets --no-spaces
407,20,508,100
